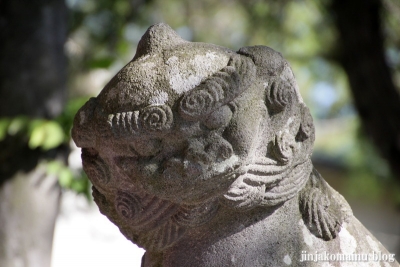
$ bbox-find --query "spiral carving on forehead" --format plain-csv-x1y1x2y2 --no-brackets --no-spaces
140,104,173,131
179,55,255,121
179,80,224,121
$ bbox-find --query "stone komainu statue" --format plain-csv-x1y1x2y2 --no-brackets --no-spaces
72,23,398,266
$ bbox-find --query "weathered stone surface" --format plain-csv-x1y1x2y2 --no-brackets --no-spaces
72,23,399,266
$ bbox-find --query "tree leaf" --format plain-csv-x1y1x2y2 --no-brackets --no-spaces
88,57,114,69
8,116,29,136
41,121,66,150
47,161,62,174
59,168,73,188
0,118,11,141
29,121,47,149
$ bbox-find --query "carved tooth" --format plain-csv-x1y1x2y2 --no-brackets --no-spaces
125,111,133,132
111,113,120,136
107,114,114,127
120,112,126,131
108,111,142,137
133,110,140,131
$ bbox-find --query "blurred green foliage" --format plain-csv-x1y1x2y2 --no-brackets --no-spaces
345,127,394,203
0,117,65,150
0,97,88,148
0,97,91,197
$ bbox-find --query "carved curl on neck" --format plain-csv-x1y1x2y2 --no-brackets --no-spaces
299,168,352,241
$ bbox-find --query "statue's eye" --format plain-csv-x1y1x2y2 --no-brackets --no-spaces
130,138,161,157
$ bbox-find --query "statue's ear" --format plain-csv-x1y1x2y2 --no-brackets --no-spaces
133,23,186,60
